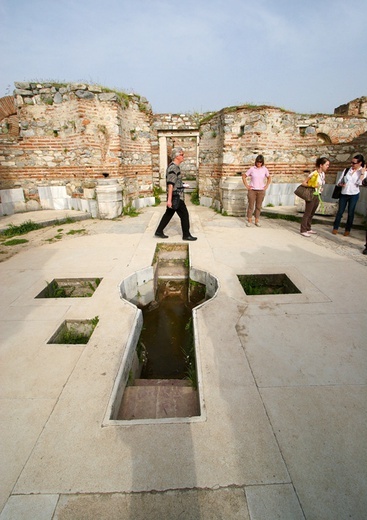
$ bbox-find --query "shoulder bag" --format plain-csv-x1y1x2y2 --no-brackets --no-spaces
294,184,315,202
332,167,348,199
331,185,342,199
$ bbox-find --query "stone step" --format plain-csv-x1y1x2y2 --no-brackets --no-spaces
156,265,188,279
134,378,192,387
158,250,188,261
158,258,187,268
117,384,200,420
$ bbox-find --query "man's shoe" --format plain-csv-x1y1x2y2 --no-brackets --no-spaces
363,248,367,255
343,231,350,237
332,229,338,235
155,232,168,238
183,235,197,241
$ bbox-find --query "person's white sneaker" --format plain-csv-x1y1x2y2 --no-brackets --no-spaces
300,232,311,237
308,230,317,234
246,221,252,227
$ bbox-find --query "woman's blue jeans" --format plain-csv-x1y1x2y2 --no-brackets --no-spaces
333,193,360,231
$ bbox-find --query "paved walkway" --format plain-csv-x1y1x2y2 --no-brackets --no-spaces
0,204,366,520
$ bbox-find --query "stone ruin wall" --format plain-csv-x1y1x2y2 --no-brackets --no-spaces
334,96,367,117
198,106,367,202
0,82,153,206
1,82,367,212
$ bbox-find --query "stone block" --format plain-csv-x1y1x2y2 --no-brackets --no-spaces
25,200,41,212
83,188,96,199
69,199,82,211
220,177,246,216
295,200,338,215
264,183,299,206
13,201,27,213
200,196,213,207
98,201,123,219
0,188,24,203
98,92,118,102
133,197,155,209
40,199,54,210
96,182,123,218
88,200,98,218
0,202,15,216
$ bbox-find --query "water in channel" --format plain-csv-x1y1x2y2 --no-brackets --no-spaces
138,279,205,379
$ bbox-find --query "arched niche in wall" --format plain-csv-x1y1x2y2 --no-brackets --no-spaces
0,96,19,138
317,132,332,144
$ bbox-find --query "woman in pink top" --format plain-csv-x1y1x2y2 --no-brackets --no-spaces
242,155,271,227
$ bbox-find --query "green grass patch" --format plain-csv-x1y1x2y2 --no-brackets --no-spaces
3,238,29,246
2,220,43,237
53,217,75,226
190,188,200,206
153,185,165,206
66,229,85,235
123,205,140,217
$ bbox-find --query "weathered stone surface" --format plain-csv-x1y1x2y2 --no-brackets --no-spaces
14,82,30,89
69,83,87,91
98,92,118,102
53,92,63,104
75,90,95,100
14,89,33,96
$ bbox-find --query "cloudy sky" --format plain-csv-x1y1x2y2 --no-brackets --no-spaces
1,0,366,115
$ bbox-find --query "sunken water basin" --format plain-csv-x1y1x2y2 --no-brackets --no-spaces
237,273,301,295
47,317,99,345
106,243,218,424
36,278,102,298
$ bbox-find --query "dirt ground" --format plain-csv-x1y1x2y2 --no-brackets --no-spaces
0,218,105,263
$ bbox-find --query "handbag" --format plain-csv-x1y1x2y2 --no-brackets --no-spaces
331,185,342,199
172,192,180,210
294,184,315,202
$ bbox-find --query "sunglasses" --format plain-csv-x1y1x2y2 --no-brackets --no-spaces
351,160,359,165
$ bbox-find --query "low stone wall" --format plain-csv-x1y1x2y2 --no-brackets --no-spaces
0,184,157,218
199,182,367,218
0,185,98,217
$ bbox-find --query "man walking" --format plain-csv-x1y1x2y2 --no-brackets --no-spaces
155,147,197,241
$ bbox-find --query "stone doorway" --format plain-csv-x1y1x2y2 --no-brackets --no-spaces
157,130,200,191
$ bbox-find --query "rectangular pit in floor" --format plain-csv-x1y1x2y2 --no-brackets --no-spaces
35,278,102,298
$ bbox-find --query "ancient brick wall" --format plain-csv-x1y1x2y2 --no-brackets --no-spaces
0,83,153,203
1,84,367,212
198,105,367,202
334,96,367,117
